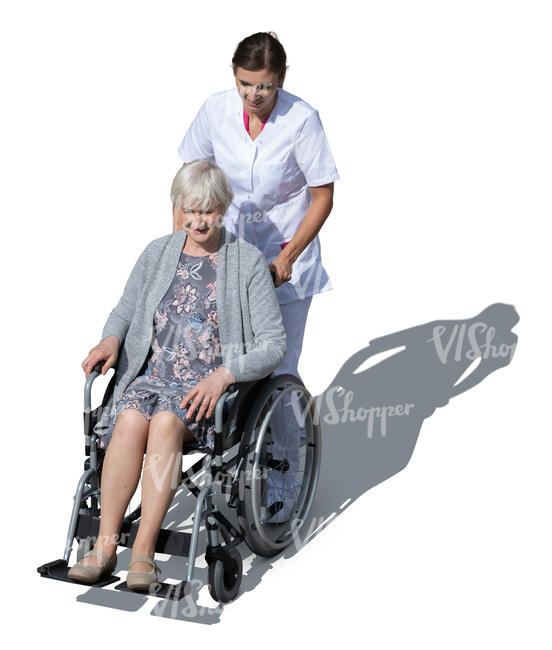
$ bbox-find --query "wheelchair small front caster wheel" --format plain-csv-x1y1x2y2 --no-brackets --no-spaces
208,547,242,603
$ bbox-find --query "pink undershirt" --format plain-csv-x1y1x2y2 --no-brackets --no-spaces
243,109,269,135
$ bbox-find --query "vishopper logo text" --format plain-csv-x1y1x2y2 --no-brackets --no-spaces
427,321,517,364
145,451,268,497
288,387,415,439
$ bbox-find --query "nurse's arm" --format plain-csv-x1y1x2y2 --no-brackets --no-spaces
278,182,334,266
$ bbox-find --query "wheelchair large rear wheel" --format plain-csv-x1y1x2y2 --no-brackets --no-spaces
236,374,321,557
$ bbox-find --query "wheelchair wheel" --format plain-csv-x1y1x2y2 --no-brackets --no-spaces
208,547,243,603
236,374,321,557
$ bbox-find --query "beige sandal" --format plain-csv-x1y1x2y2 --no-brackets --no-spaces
67,549,117,584
126,555,161,591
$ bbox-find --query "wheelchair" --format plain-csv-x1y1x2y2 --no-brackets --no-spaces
37,356,321,603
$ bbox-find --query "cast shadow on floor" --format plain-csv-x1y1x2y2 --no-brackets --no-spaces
77,302,519,620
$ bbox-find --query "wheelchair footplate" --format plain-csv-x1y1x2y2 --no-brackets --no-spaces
36,559,120,588
114,579,191,600
37,557,191,599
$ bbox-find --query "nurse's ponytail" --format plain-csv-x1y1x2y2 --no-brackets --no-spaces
231,31,287,82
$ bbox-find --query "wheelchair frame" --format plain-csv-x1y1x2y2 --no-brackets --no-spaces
37,359,321,603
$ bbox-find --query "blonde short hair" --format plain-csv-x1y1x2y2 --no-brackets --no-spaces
170,160,234,214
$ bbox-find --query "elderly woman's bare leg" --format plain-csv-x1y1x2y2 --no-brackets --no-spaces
79,409,149,567
129,410,194,573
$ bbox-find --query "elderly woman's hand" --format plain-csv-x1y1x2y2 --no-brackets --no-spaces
82,336,120,378
180,366,235,421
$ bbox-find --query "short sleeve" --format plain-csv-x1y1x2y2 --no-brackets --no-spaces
293,109,340,187
177,98,215,163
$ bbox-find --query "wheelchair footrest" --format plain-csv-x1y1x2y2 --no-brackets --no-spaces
114,580,190,600
36,559,120,588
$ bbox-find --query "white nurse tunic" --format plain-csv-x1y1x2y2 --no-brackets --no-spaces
177,88,340,305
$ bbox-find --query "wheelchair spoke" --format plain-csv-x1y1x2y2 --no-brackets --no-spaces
236,375,321,555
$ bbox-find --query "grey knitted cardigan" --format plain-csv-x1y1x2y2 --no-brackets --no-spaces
93,225,286,434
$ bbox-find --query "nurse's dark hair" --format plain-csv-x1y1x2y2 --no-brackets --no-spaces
231,31,287,79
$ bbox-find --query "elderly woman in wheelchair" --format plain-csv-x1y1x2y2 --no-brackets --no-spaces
59,161,321,601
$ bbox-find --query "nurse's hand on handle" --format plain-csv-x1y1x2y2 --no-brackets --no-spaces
82,335,119,378
268,183,334,287
268,253,292,287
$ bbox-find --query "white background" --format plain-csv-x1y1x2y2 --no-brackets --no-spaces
2,0,550,645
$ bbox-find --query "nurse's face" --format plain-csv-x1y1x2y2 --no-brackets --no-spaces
172,201,223,244
234,67,283,113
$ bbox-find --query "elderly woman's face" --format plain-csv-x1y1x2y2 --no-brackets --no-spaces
172,200,224,243
234,67,282,113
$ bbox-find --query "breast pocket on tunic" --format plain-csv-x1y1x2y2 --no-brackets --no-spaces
257,161,297,203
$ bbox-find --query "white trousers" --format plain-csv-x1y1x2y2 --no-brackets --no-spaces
272,295,312,379
266,296,312,513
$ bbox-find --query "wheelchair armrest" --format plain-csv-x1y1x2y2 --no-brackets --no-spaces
226,380,256,395
84,360,118,412
215,376,270,414
91,360,105,375
225,373,275,395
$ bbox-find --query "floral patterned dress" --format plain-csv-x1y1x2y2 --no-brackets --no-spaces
99,249,222,451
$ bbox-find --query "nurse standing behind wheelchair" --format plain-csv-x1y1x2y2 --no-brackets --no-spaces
177,31,339,522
